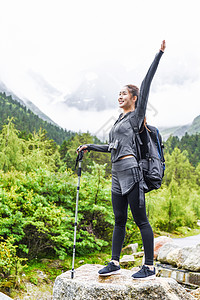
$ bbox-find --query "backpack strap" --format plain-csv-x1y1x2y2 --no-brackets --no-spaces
129,115,143,146
156,129,162,159
129,115,143,161
129,114,145,208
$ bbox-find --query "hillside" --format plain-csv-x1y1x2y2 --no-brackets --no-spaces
0,80,58,125
0,92,74,145
187,115,200,135
159,115,200,141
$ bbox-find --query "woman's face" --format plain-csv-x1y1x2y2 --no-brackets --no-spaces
118,87,135,110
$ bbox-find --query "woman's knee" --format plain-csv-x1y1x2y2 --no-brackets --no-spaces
114,212,127,227
133,215,152,231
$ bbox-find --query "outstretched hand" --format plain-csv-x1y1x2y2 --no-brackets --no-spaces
76,145,88,154
160,40,166,52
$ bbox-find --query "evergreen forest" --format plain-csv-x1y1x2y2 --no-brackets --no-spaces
0,92,75,145
0,95,200,296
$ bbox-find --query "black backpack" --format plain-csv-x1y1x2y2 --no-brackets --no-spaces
129,117,165,193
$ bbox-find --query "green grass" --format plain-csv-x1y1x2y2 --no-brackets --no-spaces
8,226,200,299
10,251,112,299
155,227,200,239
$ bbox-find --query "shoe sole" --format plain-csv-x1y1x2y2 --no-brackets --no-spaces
98,270,121,276
132,274,156,280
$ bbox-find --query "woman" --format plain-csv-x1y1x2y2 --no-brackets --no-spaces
77,40,166,280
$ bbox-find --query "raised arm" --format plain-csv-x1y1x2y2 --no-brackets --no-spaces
136,40,166,129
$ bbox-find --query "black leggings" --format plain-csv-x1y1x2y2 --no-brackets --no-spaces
111,182,154,265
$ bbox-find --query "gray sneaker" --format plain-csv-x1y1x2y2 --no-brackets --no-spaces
132,265,156,280
98,262,121,276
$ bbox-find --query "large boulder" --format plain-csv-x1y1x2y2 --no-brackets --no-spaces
156,241,200,271
157,242,180,263
154,236,173,259
53,264,193,299
182,244,200,271
166,246,194,268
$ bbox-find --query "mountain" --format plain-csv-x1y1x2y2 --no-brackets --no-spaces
0,91,74,145
159,115,200,141
63,63,131,111
0,80,58,126
187,115,200,135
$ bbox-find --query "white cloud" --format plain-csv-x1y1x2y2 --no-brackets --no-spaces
0,0,200,133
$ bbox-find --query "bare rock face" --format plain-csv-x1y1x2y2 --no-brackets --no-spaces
53,264,193,300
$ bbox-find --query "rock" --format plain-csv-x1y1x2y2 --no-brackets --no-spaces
157,242,200,272
40,258,52,264
53,264,193,299
122,243,138,255
78,260,84,264
157,242,180,263
156,263,200,287
0,293,13,300
134,251,144,258
165,248,180,266
182,244,200,271
190,287,200,298
154,236,173,259
36,270,47,279
120,255,135,267
166,246,193,268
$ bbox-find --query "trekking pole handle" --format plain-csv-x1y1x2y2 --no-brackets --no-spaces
75,150,84,170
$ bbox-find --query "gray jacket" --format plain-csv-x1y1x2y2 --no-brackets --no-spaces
86,50,164,163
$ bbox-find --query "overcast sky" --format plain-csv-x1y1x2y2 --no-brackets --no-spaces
0,0,200,135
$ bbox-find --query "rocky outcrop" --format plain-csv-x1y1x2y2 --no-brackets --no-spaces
157,242,200,271
53,264,193,299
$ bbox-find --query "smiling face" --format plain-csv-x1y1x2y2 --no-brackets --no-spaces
118,86,137,112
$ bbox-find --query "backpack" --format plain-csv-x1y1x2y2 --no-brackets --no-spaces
129,117,165,193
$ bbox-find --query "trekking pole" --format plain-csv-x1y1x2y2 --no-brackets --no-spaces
71,150,84,279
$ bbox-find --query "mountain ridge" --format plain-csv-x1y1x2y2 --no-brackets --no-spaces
0,90,74,145
0,77,200,142
0,80,58,126
159,114,200,141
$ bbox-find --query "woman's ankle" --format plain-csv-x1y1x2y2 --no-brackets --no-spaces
111,259,120,266
145,264,154,271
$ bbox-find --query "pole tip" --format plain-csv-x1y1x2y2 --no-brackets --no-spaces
71,269,75,279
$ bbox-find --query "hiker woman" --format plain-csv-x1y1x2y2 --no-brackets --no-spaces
77,40,166,280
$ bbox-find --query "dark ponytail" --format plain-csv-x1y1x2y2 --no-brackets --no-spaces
125,84,139,108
